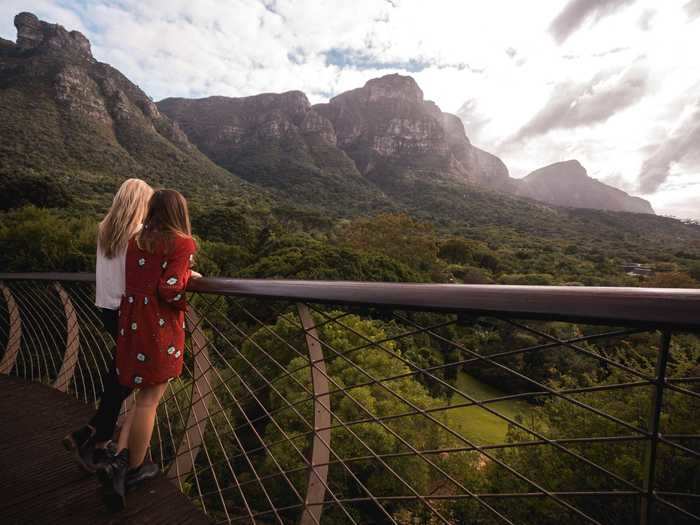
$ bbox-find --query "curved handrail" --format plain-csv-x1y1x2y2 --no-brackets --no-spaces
1,272,700,330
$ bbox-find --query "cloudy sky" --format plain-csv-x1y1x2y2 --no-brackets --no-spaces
2,0,699,219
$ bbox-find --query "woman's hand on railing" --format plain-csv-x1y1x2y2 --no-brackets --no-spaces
190,271,203,279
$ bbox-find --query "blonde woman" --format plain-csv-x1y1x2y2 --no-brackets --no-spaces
63,178,153,474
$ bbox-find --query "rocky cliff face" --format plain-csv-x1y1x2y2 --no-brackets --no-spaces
0,12,246,202
158,91,336,161
516,160,655,214
157,91,390,212
312,74,509,189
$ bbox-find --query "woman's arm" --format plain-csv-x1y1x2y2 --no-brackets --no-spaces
157,237,196,311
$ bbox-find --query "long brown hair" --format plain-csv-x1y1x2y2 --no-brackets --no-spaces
98,179,153,258
136,189,192,253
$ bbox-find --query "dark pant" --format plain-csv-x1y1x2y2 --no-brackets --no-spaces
88,308,133,442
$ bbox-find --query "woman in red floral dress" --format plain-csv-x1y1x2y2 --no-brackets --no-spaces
97,189,198,511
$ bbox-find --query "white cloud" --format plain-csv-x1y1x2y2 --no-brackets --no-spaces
0,0,698,220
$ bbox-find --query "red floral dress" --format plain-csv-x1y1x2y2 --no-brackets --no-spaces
115,235,196,388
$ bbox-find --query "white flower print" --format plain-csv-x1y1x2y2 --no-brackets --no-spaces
174,293,182,301
128,296,134,303
136,353,146,362
138,257,146,267
175,350,181,358
167,346,176,355
119,328,124,336
159,318,166,327
166,277,177,286
131,322,138,331
162,261,168,269
134,376,143,384
144,297,149,305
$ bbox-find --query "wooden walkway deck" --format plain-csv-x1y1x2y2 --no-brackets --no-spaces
0,375,212,525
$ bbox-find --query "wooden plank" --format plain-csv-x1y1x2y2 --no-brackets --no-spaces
297,303,331,525
52,283,81,392
0,283,22,374
0,376,212,525
166,306,213,486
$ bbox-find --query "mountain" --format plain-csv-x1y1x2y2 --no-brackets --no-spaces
515,160,654,214
0,12,255,211
312,74,511,192
158,74,514,215
157,91,391,213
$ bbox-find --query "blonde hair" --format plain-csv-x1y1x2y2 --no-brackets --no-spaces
98,179,154,258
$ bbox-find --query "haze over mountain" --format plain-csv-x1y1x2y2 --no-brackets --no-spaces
516,160,655,214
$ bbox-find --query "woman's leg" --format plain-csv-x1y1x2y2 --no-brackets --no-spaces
64,308,129,471
89,308,132,446
116,400,135,453
90,365,132,445
125,382,168,469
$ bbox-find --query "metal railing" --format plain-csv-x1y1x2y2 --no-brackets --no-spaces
0,273,698,524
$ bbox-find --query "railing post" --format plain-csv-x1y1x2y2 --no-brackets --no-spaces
640,330,672,525
167,306,213,485
52,282,81,392
296,303,331,525
0,282,22,374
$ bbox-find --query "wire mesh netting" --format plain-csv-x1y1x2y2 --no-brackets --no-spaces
0,278,698,525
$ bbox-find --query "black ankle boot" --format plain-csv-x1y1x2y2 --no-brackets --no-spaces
62,425,98,473
97,448,129,512
126,461,160,491
92,446,114,470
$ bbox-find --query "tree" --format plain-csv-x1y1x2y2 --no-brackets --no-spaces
238,312,476,523
645,272,698,288
478,335,700,525
338,213,439,273
240,241,422,282
688,262,700,282
0,206,95,271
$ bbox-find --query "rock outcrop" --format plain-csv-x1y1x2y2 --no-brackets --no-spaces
312,73,510,189
516,160,655,214
14,12,92,60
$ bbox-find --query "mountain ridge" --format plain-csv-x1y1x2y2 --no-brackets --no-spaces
158,72,652,216
0,11,667,228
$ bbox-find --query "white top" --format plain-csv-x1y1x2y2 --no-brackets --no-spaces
95,244,127,310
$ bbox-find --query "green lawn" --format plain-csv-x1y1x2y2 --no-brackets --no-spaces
445,372,538,445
